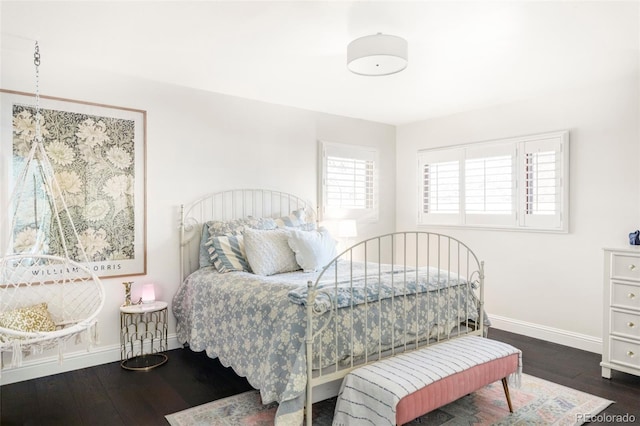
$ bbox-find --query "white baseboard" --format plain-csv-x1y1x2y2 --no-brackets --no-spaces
489,314,602,354
0,334,183,385
2,318,603,385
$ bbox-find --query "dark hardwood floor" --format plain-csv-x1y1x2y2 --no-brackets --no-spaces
1,329,638,425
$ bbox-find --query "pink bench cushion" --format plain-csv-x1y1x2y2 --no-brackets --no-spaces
396,352,519,425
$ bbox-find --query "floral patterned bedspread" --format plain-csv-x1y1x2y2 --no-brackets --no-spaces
289,261,472,312
171,262,480,425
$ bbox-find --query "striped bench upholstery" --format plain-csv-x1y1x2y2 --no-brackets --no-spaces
333,335,522,426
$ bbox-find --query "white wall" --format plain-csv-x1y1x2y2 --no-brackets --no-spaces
396,73,640,352
0,51,395,383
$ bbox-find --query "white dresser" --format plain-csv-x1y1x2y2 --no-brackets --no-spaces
602,247,640,378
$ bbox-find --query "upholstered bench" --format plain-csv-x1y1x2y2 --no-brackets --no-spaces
333,335,522,426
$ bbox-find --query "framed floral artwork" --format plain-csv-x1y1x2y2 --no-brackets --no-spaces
0,90,146,278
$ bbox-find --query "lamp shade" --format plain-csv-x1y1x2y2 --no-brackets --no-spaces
141,283,156,304
338,220,358,239
347,33,408,76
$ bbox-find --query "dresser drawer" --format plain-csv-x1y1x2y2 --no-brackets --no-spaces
611,310,640,339
612,282,640,310
611,254,640,281
610,337,640,369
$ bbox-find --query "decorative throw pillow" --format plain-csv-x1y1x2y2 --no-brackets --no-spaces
205,217,276,238
198,225,213,269
287,227,337,272
208,234,251,273
275,209,305,228
275,209,316,231
203,217,277,270
0,302,57,333
243,228,300,276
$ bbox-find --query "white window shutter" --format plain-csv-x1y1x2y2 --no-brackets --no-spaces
463,143,516,226
326,156,374,209
321,141,378,221
417,149,461,225
423,160,459,214
518,132,568,231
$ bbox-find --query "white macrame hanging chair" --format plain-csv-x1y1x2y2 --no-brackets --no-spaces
0,43,105,369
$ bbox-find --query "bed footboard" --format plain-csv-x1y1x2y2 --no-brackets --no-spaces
304,231,485,425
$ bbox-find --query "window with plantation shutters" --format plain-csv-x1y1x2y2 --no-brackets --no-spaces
320,141,378,221
418,148,461,225
519,135,565,229
422,160,459,214
465,156,512,214
326,156,373,209
464,143,516,226
417,131,568,232
525,151,556,214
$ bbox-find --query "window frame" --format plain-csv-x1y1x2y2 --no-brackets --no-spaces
319,141,379,222
417,131,569,232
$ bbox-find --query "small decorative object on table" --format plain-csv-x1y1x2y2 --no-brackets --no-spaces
120,300,168,371
122,281,134,306
630,230,640,245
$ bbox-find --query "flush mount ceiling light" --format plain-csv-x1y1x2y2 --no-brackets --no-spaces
347,33,408,76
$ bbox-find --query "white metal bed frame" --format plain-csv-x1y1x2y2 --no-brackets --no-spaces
303,232,484,425
178,189,485,425
179,188,314,282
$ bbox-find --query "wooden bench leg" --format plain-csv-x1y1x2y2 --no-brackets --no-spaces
501,378,514,413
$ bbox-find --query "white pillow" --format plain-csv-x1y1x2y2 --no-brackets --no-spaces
243,228,300,276
287,227,337,272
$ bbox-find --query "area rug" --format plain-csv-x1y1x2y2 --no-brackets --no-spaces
165,373,613,426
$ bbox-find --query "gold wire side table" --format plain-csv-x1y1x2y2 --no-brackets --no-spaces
119,301,168,371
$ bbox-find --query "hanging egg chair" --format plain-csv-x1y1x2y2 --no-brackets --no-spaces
0,42,105,368
0,255,104,362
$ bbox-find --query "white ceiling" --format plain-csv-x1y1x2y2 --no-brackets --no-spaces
1,1,638,125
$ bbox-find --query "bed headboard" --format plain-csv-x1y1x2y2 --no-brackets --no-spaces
179,188,314,281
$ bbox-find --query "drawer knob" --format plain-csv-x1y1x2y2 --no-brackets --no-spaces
627,351,635,358
629,293,637,300
630,264,637,271
628,322,636,328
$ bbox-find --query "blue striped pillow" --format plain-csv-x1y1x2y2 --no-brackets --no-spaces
208,234,251,273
